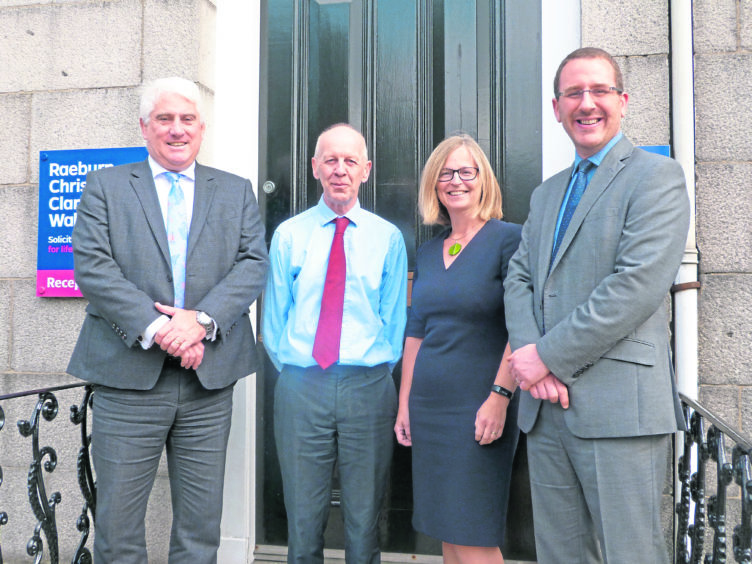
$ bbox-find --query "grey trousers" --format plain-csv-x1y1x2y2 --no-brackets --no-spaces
274,363,397,564
527,401,671,564
91,363,234,564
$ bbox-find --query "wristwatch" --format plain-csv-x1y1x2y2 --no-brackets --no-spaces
491,384,514,399
196,311,215,339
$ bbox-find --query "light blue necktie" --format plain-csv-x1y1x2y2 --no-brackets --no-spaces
165,172,188,308
551,159,593,265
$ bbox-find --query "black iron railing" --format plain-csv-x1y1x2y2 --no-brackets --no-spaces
675,393,752,564
0,383,95,564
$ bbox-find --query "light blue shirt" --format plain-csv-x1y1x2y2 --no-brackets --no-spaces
553,131,624,245
263,197,408,371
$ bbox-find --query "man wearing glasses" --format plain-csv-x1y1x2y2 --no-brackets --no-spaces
504,48,689,563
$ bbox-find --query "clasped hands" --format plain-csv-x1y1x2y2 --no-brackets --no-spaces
154,302,205,370
508,344,570,409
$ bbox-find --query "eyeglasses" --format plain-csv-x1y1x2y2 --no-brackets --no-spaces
437,167,479,182
557,86,623,100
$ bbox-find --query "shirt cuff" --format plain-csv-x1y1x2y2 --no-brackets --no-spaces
206,316,218,342
140,315,170,349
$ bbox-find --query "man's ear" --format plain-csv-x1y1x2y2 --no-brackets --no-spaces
361,161,373,183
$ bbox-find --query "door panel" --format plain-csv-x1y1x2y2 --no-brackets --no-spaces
258,0,540,558
374,0,419,257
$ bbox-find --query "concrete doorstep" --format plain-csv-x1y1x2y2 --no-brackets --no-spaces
253,545,534,563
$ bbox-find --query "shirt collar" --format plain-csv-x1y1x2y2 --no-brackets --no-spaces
316,196,363,227
147,156,196,182
573,131,623,171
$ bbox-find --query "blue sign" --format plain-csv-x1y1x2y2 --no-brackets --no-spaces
639,145,671,157
37,147,148,297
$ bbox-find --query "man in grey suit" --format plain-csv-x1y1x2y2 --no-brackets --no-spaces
504,48,690,563
68,77,269,563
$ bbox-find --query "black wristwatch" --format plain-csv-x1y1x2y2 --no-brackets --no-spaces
196,311,215,339
491,384,514,399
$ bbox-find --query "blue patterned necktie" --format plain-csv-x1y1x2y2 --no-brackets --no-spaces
551,159,593,264
165,172,188,308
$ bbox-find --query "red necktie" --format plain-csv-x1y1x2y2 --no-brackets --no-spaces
312,217,349,369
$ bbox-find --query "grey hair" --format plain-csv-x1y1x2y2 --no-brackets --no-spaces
139,77,204,124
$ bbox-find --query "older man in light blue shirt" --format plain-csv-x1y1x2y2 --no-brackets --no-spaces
263,123,407,564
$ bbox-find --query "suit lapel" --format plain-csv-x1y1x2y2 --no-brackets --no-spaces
538,168,572,287
188,163,217,260
548,137,633,274
129,160,172,267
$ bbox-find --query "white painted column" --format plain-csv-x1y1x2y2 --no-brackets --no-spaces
541,0,580,176
670,0,699,400
214,1,261,562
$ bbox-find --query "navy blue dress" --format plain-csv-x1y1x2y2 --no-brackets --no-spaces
406,219,522,547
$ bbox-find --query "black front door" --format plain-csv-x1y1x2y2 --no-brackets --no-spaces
257,0,540,558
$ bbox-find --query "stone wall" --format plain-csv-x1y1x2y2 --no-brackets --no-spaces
582,0,672,146
0,1,215,562
693,0,752,434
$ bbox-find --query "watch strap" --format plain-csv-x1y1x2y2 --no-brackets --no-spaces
491,384,513,399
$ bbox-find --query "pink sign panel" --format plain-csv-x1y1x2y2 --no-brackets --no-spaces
37,269,81,298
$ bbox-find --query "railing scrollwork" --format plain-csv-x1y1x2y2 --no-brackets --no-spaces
18,391,62,563
0,404,7,564
707,425,733,564
0,383,94,564
676,393,752,564
70,386,95,564
733,445,752,563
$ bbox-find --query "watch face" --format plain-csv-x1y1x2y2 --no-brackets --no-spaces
197,312,212,330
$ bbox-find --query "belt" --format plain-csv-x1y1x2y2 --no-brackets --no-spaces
284,363,388,376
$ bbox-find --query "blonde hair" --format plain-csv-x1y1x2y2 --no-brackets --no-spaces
418,134,503,225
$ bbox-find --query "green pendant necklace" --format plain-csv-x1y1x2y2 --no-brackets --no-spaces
448,242,462,256
447,223,482,256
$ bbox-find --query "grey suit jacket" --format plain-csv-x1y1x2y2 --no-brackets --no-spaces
504,136,690,438
67,159,269,390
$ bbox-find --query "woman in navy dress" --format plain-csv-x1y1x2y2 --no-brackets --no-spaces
394,134,521,564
